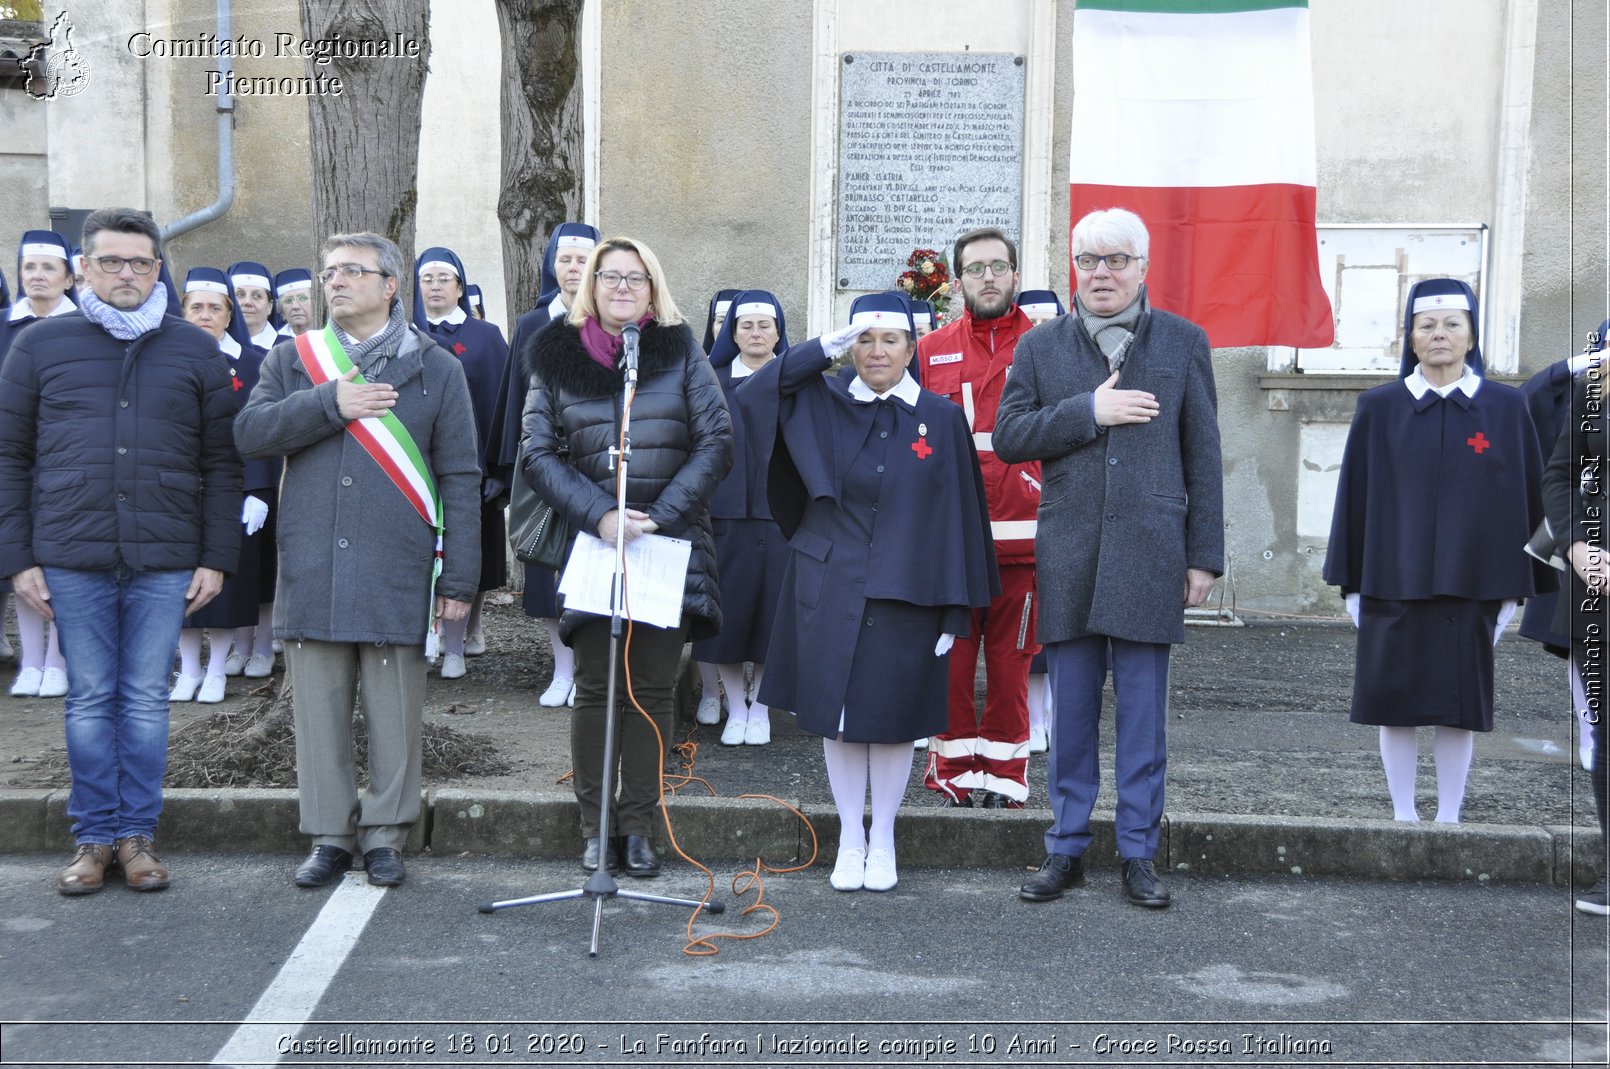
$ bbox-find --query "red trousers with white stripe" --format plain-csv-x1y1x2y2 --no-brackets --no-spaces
924,563,1037,803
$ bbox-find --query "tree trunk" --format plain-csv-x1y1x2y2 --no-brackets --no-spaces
300,0,430,282
493,0,585,319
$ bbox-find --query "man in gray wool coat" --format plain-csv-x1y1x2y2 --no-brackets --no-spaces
994,207,1224,910
236,232,481,890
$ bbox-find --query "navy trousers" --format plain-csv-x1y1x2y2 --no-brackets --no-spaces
1045,635,1171,860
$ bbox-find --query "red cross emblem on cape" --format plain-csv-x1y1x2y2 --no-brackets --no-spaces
911,437,932,460
1466,432,1490,455
231,372,243,392
452,342,467,356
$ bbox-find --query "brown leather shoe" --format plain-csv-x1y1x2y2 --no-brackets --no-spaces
57,843,112,896
113,836,170,892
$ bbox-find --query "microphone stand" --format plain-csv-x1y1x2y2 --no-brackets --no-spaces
479,322,723,956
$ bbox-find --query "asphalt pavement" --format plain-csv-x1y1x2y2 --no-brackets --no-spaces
0,853,1605,1069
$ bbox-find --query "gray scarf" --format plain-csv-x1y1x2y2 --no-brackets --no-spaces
332,299,410,376
78,283,166,341
1075,286,1149,373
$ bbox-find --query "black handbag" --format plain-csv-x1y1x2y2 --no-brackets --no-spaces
508,444,574,570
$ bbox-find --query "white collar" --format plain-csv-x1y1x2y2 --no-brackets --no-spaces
1569,353,1603,375
547,293,568,319
1405,364,1480,400
218,333,242,358
9,294,75,322
427,305,468,327
277,324,297,338
250,322,280,349
848,369,921,404
730,354,778,380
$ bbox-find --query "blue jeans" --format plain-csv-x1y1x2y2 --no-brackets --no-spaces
45,565,191,845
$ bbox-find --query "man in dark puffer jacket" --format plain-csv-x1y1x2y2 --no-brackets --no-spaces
0,207,242,896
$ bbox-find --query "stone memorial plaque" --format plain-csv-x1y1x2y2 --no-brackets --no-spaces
836,52,1025,291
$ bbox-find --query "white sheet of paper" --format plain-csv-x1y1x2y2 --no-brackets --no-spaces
558,531,691,629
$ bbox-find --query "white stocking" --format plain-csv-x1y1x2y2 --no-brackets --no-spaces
546,619,574,683
203,632,229,678
177,629,205,679
867,741,916,853
441,614,468,656
1027,672,1050,734
253,603,275,656
15,597,48,670
747,663,768,725
467,592,486,638
697,659,720,700
1378,725,1420,821
822,737,869,852
43,619,64,670
716,663,749,724
1432,726,1475,823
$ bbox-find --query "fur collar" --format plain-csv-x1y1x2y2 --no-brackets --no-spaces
524,318,697,398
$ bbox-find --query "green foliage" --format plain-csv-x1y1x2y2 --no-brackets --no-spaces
1,1,46,22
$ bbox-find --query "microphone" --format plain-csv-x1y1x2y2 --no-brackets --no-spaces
621,322,640,384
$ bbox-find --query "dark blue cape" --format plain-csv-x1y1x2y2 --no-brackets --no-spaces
423,313,510,478
757,338,998,609
1324,377,1549,601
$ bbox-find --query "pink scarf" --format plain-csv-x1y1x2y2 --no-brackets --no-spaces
580,314,655,371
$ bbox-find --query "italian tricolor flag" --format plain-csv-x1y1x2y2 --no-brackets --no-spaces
1070,0,1335,348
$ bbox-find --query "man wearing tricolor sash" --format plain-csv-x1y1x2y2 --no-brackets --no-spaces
236,232,482,891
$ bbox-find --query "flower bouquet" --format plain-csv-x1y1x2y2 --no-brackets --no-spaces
896,247,952,323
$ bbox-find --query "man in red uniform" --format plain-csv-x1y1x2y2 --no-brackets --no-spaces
921,227,1041,807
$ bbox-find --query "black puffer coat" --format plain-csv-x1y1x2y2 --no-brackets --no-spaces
0,312,242,576
520,318,731,642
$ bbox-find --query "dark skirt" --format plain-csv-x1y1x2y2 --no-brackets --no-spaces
187,524,269,630
766,597,949,744
691,517,787,664
1349,595,1500,732
521,563,559,619
479,500,508,593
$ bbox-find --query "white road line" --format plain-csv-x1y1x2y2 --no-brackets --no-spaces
210,874,387,1067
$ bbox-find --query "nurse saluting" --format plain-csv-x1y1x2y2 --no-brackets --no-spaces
752,292,998,892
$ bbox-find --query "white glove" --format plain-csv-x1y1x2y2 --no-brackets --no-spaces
1345,593,1360,628
821,322,870,360
1493,599,1518,646
241,495,269,535
934,633,956,657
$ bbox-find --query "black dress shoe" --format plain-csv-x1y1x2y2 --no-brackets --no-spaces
581,836,623,873
363,847,406,887
940,793,974,808
1121,858,1171,908
1019,853,1085,902
620,834,660,877
980,791,1022,810
293,845,353,888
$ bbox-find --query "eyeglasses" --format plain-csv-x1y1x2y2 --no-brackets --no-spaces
319,264,390,284
596,270,651,291
417,274,459,288
89,256,157,276
1074,253,1139,272
961,260,1013,279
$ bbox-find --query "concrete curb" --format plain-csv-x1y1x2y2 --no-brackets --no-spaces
2,787,1600,886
